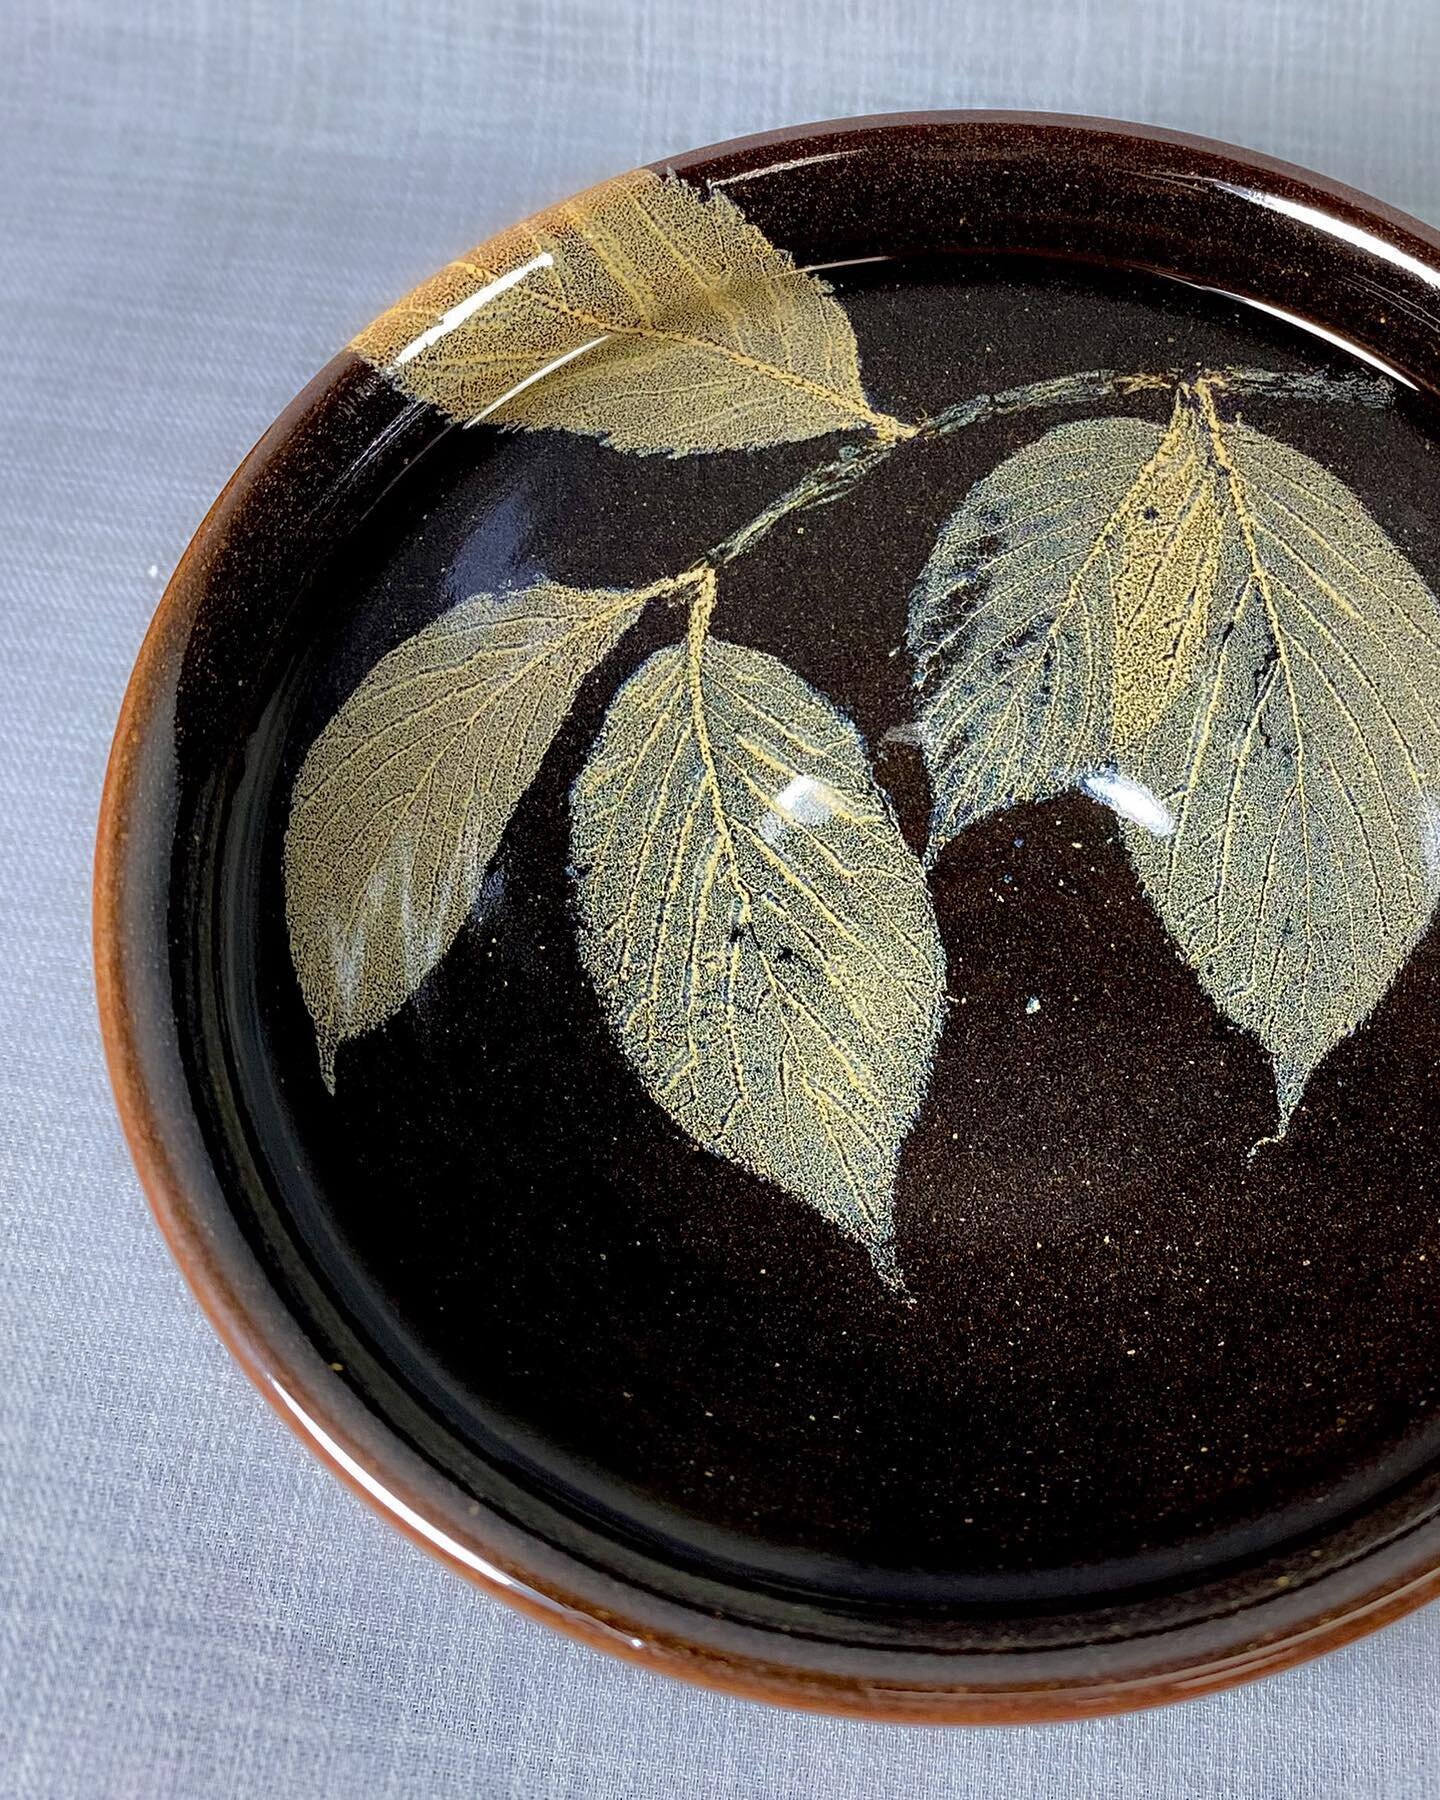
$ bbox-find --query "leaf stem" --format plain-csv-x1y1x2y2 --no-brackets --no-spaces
697,364,1390,576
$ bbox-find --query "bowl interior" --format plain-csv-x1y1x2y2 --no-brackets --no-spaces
102,115,1440,1710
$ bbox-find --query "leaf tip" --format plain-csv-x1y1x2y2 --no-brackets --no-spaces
1245,1129,1281,1164
868,1233,908,1296
317,1032,339,1096
1249,1055,1307,1157
1273,1056,1308,1134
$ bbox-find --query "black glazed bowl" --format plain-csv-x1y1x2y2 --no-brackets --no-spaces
97,113,1440,1720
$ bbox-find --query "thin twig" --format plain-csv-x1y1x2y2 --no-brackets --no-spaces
697,365,1390,576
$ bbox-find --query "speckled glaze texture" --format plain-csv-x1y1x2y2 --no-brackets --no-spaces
96,114,1440,1721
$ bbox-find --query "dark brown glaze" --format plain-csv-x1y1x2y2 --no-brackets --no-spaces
95,114,1440,1721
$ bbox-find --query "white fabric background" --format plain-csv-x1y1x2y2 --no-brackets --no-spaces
5,1,1440,1794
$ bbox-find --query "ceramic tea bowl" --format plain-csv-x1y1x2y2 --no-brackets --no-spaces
96,113,1440,1720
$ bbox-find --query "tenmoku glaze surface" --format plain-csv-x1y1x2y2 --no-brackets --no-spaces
96,115,1440,1720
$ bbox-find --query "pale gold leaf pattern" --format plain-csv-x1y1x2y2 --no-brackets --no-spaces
1126,386,1440,1128
1110,392,1227,747
910,415,1165,854
352,168,906,455
571,592,945,1279
286,579,660,1087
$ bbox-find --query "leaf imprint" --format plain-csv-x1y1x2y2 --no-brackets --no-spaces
353,168,908,455
286,577,672,1086
1126,381,1440,1128
911,378,1440,1130
571,576,945,1279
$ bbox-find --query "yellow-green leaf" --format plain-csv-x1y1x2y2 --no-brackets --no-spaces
286,579,659,1087
1126,386,1440,1128
911,413,1177,854
571,602,945,1280
352,168,906,456
910,377,1440,1131
1110,392,1226,747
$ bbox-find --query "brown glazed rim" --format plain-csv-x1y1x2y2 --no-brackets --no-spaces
94,111,1440,1723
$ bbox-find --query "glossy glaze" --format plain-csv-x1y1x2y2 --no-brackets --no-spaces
97,114,1440,1720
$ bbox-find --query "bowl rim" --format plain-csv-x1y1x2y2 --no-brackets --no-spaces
93,108,1440,1724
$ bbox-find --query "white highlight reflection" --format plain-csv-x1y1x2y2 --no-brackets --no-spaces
1202,289,1416,388
269,1378,522,1590
759,774,838,844
394,253,554,366
465,336,608,427
1216,185,1440,292
270,1378,657,1655
1080,770,1176,837
717,149,853,187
